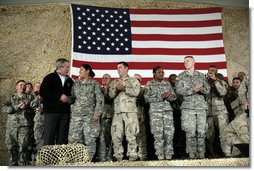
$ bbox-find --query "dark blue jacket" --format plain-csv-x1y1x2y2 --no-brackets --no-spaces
40,71,74,113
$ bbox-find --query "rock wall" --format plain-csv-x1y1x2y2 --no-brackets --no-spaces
0,0,249,165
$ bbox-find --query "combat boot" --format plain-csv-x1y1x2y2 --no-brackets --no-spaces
129,154,138,161
165,154,172,160
139,156,147,161
10,149,19,166
189,153,196,159
197,153,205,159
19,152,27,166
157,155,165,160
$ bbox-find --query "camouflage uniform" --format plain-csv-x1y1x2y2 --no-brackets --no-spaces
144,80,176,160
175,71,210,159
238,76,249,105
221,112,249,157
68,79,104,160
206,79,229,157
2,93,34,165
109,75,140,161
136,87,147,160
98,87,114,162
30,95,44,151
227,87,243,117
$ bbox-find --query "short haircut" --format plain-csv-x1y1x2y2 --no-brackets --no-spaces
216,73,224,80
26,82,33,88
184,56,194,59
118,61,129,68
209,65,217,68
233,77,242,82
55,58,69,70
16,80,26,85
169,74,177,78
153,66,162,73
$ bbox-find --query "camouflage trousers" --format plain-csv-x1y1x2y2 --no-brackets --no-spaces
149,111,174,159
181,109,207,158
68,115,100,161
111,112,139,160
207,114,229,156
33,113,44,151
5,124,32,165
98,118,113,162
137,116,147,160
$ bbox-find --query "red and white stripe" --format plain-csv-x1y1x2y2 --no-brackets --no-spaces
71,7,226,85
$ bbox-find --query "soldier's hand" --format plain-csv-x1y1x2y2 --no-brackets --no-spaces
92,115,100,122
36,107,43,114
18,102,26,109
233,72,238,78
161,91,171,99
195,83,203,92
242,101,249,110
210,73,217,81
116,83,125,91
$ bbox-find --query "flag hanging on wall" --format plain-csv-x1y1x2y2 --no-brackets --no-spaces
70,4,227,85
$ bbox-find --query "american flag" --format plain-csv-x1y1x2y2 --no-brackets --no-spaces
70,4,227,85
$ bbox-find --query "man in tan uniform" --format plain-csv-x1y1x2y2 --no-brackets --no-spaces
109,62,140,161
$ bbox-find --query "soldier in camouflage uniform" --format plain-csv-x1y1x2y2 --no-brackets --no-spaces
109,62,140,161
30,83,44,151
134,74,147,161
175,56,210,159
68,64,104,161
221,112,249,157
144,66,176,160
205,65,229,158
238,75,249,111
2,80,34,165
98,73,114,162
226,77,243,121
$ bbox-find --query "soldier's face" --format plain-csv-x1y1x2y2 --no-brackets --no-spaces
102,74,111,85
79,66,89,79
154,68,164,80
16,82,26,93
208,67,218,74
117,64,128,77
232,79,241,90
26,84,33,93
184,58,195,70
34,83,41,92
169,75,177,84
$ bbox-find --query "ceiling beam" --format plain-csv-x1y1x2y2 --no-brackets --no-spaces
0,0,249,8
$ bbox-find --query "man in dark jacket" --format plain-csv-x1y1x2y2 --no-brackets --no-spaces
40,58,74,145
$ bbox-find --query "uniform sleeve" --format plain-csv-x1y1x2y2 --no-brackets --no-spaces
94,82,105,116
166,84,177,102
109,80,117,99
2,100,14,114
200,78,210,95
30,97,39,109
214,80,228,96
10,96,21,112
238,76,249,105
68,85,76,104
125,78,140,97
144,82,163,103
175,78,196,96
